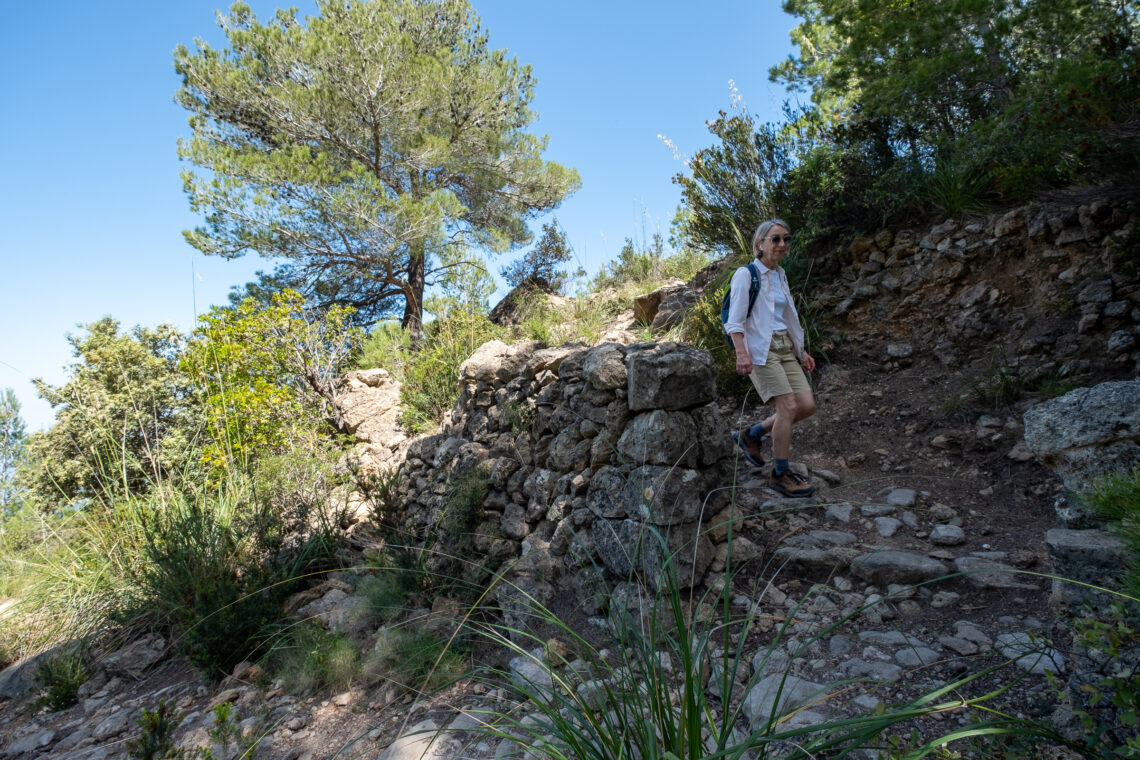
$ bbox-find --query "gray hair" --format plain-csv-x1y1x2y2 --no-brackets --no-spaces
751,218,791,255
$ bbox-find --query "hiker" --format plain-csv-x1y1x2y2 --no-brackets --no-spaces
724,218,817,498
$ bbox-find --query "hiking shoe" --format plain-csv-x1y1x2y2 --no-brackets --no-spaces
731,428,765,467
768,470,815,498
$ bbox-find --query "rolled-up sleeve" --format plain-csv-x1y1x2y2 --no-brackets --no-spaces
722,266,753,337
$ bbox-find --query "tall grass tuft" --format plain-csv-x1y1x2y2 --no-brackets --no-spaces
465,514,1081,760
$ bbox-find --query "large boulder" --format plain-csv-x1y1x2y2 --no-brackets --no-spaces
617,409,699,467
626,343,716,411
1023,379,1140,492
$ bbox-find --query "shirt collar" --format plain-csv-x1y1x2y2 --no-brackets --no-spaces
756,258,778,275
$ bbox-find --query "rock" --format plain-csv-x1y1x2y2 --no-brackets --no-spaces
743,674,832,730
1023,379,1140,492
338,368,402,446
994,633,1065,675
826,504,853,522
582,343,628,391
844,659,903,682
651,286,698,331
625,465,706,526
929,524,966,546
885,488,918,507
102,633,166,679
508,655,555,700
929,592,963,614
954,557,1036,589
617,410,699,467
93,709,131,740
895,648,940,667
377,718,451,760
1045,528,1129,609
1006,441,1035,462
886,343,913,359
851,551,949,585
633,281,684,325
875,517,902,537
1108,329,1137,356
626,343,716,411
3,729,55,756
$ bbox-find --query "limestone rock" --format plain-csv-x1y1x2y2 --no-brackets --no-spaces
102,633,166,679
1023,379,1140,491
626,343,716,411
851,551,949,585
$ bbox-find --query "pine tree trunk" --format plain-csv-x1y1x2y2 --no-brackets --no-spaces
402,240,425,345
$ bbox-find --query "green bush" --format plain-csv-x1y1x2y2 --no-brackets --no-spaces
264,623,359,694
368,627,466,695
125,698,189,760
1066,604,1140,757
34,646,89,712
1086,468,1140,601
358,312,506,434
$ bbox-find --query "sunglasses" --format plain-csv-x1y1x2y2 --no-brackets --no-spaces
765,235,793,244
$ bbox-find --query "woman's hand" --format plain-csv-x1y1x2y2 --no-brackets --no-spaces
736,350,753,376
802,352,816,372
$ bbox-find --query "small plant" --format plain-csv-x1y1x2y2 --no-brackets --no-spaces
1064,604,1140,757
503,400,535,435
34,646,89,712
368,626,467,695
264,623,359,694
1085,468,1140,601
208,702,270,759
360,467,402,528
441,465,491,539
971,349,1023,407
126,698,193,760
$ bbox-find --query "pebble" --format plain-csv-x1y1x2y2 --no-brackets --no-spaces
930,591,961,609
826,504,853,522
875,517,902,537
994,633,1065,675
895,647,940,667
930,524,966,546
886,488,918,507
862,504,898,517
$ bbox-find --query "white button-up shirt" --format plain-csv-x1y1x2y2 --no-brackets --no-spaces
723,259,805,365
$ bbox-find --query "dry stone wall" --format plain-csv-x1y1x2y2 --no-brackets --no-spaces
394,339,738,621
819,195,1140,380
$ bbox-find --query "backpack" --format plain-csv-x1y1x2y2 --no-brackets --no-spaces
720,262,761,347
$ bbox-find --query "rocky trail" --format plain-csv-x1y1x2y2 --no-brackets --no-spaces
3,192,1138,759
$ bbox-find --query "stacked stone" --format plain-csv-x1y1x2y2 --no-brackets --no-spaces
394,339,736,615
825,196,1140,376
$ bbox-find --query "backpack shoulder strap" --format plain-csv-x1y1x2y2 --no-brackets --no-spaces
744,262,761,318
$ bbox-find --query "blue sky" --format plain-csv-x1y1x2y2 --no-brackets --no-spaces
0,1,798,432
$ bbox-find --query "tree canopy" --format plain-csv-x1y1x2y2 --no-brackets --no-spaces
176,0,581,340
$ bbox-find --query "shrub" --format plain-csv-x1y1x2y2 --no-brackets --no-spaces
34,646,89,712
125,698,188,760
1085,468,1140,601
368,627,467,695
264,623,359,694
358,311,505,434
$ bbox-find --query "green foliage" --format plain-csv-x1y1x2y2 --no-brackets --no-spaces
369,627,466,695
175,0,580,338
23,318,198,508
207,702,270,759
135,453,347,676
673,109,791,256
1066,604,1140,757
1086,469,1140,601
425,246,498,321
358,311,505,434
125,698,193,760
441,464,490,539
501,219,574,292
358,569,416,623
473,522,1074,760
34,646,89,712
0,388,26,511
970,349,1023,408
181,290,361,470
264,623,359,694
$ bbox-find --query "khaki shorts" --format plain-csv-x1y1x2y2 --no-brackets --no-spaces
750,331,811,402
